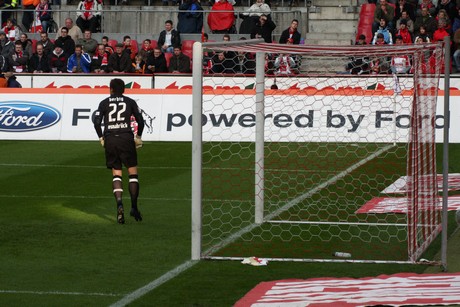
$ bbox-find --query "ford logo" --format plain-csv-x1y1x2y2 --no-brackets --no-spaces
0,102,61,132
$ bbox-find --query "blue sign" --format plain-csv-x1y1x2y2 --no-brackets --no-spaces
0,102,61,132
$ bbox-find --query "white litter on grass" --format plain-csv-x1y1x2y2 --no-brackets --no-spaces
241,257,268,266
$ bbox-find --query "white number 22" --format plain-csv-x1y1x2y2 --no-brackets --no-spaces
108,102,126,122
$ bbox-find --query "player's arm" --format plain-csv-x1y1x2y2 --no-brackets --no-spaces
132,102,145,148
94,103,105,146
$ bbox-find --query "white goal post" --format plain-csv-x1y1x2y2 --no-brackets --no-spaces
191,38,449,264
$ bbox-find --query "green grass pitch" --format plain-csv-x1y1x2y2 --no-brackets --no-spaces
0,140,458,306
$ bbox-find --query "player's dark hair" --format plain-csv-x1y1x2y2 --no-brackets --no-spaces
110,78,125,95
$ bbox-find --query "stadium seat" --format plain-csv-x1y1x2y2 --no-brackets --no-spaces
359,3,376,16
182,49,192,60
165,52,173,67
181,39,195,53
356,27,374,44
150,39,158,49
108,39,118,50
32,39,37,53
130,39,139,56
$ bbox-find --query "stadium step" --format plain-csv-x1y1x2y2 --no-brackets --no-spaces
305,32,355,45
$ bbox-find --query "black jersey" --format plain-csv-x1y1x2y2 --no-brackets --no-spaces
94,94,145,138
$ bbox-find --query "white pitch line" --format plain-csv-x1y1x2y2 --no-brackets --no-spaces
0,290,122,297
109,260,198,307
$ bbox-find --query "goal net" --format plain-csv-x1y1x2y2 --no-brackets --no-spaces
191,39,446,263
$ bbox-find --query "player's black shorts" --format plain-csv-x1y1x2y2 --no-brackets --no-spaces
104,133,138,170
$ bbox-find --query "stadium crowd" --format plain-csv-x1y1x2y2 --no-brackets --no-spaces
0,0,305,84
349,0,460,74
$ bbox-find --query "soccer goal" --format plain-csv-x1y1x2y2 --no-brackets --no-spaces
191,39,448,264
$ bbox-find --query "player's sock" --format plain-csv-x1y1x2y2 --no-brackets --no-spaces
113,175,123,207
128,174,139,209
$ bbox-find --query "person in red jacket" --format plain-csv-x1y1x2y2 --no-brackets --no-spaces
432,18,450,42
395,19,412,43
207,0,235,34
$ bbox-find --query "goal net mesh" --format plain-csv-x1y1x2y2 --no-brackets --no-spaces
192,40,445,263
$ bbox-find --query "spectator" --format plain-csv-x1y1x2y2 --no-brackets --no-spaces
416,0,436,16
76,0,102,33
28,42,51,72
4,71,21,87
207,0,236,34
107,43,133,73
0,31,14,58
453,6,460,34
19,33,33,56
346,34,370,74
432,18,450,41
414,24,432,41
274,53,297,75
391,35,411,73
132,54,146,74
436,0,457,22
0,53,7,72
49,42,67,73
67,44,91,73
55,27,76,57
177,0,204,34
2,19,19,42
369,57,387,74
242,0,270,17
158,20,181,54
396,19,413,42
279,19,301,44
91,43,109,73
101,36,114,54
395,0,416,21
233,39,255,74
138,39,154,62
373,32,389,44
121,35,136,61
7,41,29,72
210,52,232,73
436,9,452,33
414,6,437,36
168,46,191,73
76,29,98,56
250,14,276,43
0,0,19,24
372,0,395,34
239,0,271,35
396,11,415,33
146,47,168,73
58,18,83,41
373,18,394,44
220,34,238,67
35,0,52,33
39,32,55,55
22,0,39,32
453,27,460,72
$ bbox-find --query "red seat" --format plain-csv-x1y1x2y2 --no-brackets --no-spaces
182,49,192,59
108,39,118,50
129,39,139,56
165,52,173,67
181,39,195,53
360,3,376,15
356,27,374,44
150,39,158,49
32,39,37,53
